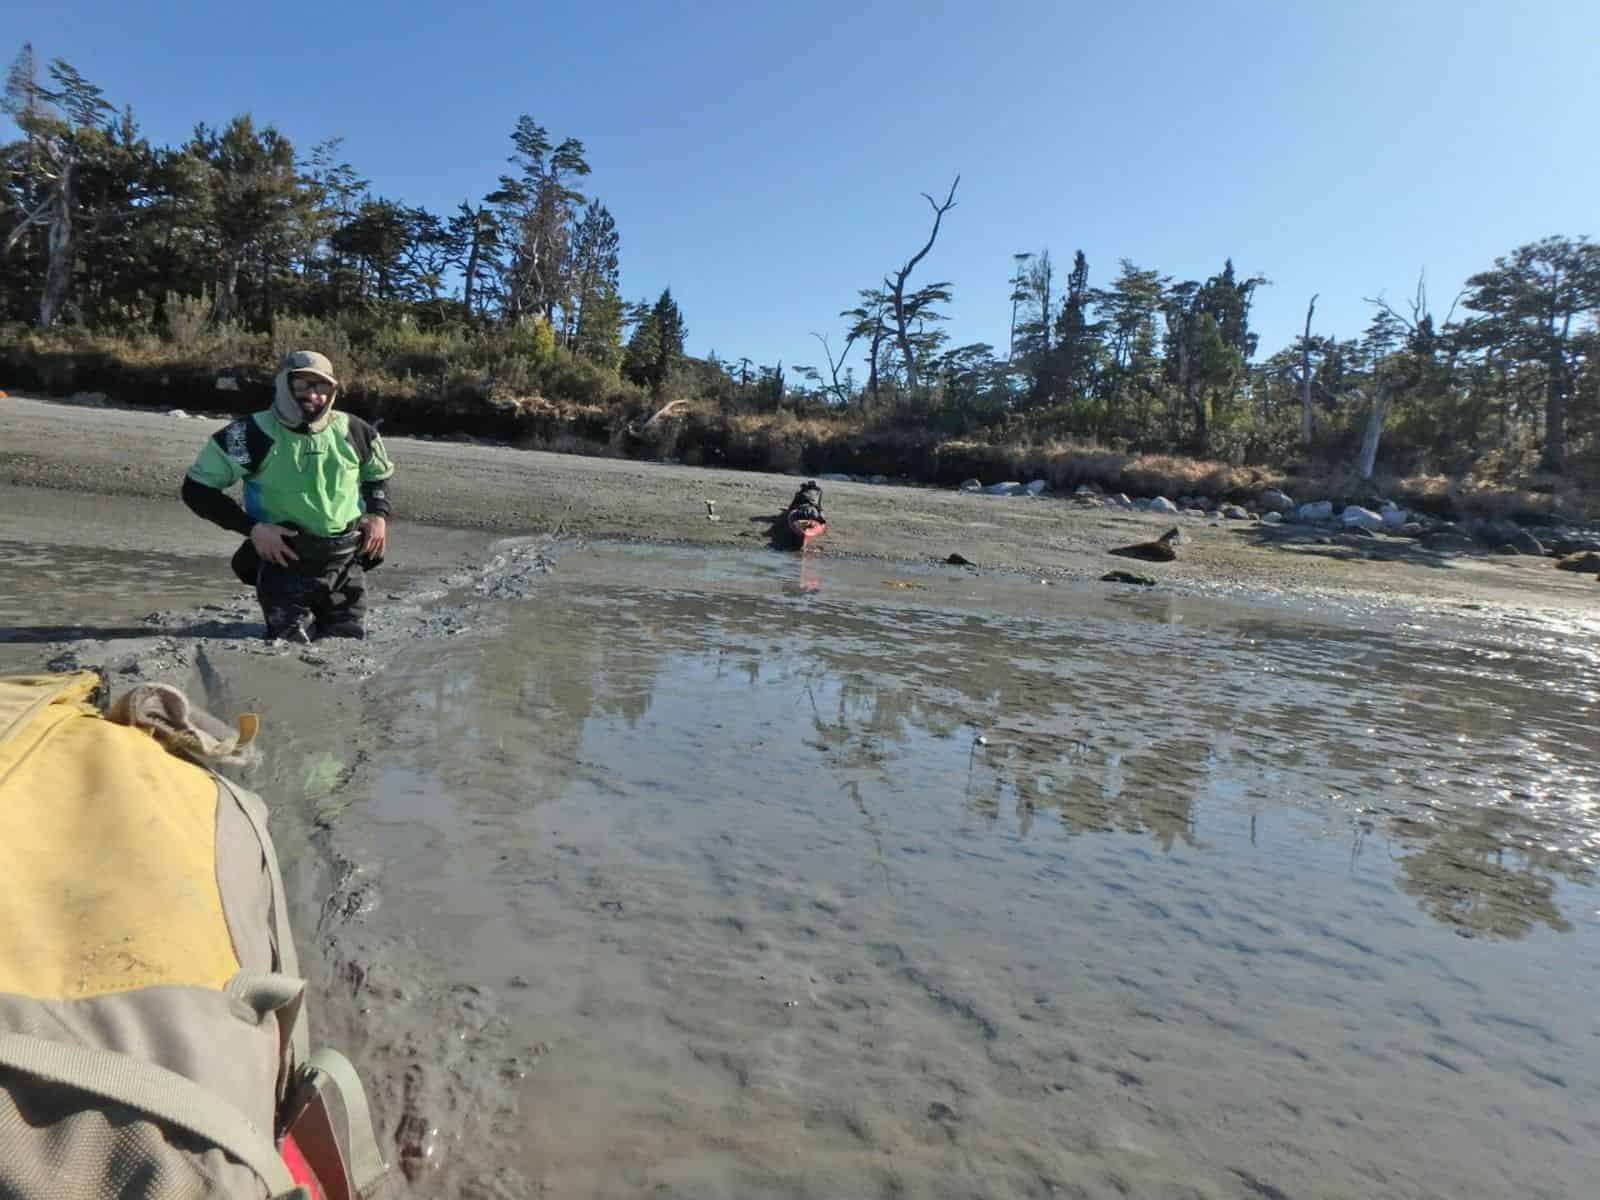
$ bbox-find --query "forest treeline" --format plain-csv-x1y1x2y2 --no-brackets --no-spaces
4,45,1599,505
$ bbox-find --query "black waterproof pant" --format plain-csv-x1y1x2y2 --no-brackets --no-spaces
232,529,370,640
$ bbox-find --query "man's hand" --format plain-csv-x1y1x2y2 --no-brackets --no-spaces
358,514,388,559
251,523,300,566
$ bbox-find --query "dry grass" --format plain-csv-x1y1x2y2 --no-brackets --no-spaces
3,327,1592,523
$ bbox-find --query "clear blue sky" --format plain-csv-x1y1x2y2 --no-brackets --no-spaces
8,0,1598,378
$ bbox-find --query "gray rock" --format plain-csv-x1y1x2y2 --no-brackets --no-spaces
1341,505,1385,530
1073,484,1097,497
957,478,983,492
1111,493,1132,508
67,391,109,407
1423,531,1477,553
1148,496,1179,514
1548,534,1600,557
1508,530,1545,556
214,376,240,392
820,473,854,482
1296,500,1334,522
1335,529,1377,545
1259,488,1294,513
1474,519,1516,545
983,481,1024,495
1381,505,1409,528
1026,479,1049,495
1262,511,1283,524
1220,504,1249,520
870,474,889,485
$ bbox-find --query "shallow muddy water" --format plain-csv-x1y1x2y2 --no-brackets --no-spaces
3,533,1597,1198
295,544,1600,1199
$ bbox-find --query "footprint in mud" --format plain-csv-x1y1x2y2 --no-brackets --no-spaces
394,1100,442,1183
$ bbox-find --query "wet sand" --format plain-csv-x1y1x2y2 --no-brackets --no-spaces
3,394,1599,1198
4,392,1598,616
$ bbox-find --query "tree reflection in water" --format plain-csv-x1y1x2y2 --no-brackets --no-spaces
411,570,1600,942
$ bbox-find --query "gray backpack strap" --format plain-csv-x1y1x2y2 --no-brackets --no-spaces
0,1032,296,1195
217,776,312,1070
284,1047,390,1199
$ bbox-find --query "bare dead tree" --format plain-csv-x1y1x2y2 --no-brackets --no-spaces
885,175,959,391
1007,251,1033,364
1355,275,1463,479
1298,293,1318,446
811,330,859,406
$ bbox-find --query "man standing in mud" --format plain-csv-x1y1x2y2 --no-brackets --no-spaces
181,349,394,643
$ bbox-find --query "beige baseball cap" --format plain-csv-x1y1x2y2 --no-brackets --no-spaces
280,349,338,386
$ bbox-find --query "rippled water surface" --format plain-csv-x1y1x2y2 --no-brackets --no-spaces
320,544,1600,1199
0,540,228,634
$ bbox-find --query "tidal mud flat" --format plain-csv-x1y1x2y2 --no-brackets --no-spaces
3,397,1599,1198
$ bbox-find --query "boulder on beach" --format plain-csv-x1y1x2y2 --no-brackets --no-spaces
1506,530,1545,556
1296,500,1334,522
1259,488,1294,514
1148,496,1179,514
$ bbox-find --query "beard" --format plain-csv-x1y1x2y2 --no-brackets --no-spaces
297,396,332,422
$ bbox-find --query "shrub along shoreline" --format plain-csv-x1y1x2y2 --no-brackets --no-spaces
1,327,1583,528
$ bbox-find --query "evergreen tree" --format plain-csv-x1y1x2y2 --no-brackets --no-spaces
621,298,660,390
635,286,686,395
1051,251,1095,402
1462,236,1600,472
2,47,118,326
486,115,590,324
569,200,622,362
188,115,299,322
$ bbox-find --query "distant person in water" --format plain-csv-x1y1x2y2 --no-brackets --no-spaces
181,350,394,643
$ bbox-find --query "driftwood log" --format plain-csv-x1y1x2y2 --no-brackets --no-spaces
624,399,689,438
1109,527,1182,563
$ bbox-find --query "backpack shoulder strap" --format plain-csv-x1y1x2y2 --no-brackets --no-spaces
297,1047,389,1198
0,1032,296,1196
216,775,312,1071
